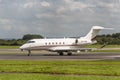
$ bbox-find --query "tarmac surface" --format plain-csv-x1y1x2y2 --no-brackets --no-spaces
0,49,120,60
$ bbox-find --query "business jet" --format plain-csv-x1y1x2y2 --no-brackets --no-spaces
20,26,112,56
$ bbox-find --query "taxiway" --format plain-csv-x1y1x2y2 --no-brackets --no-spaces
0,49,119,60
0,53,120,60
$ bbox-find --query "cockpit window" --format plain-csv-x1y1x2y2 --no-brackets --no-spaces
26,41,35,43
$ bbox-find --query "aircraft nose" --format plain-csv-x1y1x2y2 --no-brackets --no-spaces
20,44,31,51
20,45,23,49
20,45,27,50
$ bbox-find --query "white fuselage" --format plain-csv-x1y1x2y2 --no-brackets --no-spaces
20,38,93,51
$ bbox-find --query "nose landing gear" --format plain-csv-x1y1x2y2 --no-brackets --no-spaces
28,50,31,56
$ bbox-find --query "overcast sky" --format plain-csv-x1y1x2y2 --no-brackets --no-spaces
0,0,120,39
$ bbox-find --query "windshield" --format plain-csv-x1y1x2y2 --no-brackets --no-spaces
26,41,35,43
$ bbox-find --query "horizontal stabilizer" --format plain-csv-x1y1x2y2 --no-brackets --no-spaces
84,26,113,40
102,28,114,30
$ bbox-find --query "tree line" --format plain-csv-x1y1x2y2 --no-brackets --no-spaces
0,34,43,46
96,33,120,45
0,33,120,46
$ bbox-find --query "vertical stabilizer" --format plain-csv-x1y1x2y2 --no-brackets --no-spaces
84,26,105,40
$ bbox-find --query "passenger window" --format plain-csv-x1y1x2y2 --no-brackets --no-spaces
52,42,54,45
59,42,61,44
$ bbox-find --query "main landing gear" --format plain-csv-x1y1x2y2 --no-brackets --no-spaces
67,52,72,56
58,52,64,56
27,51,72,56
58,52,72,56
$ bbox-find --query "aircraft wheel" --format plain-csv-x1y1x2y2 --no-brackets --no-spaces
59,52,64,56
28,50,31,56
67,52,72,56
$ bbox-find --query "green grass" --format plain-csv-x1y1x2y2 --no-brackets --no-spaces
0,60,120,76
87,45,120,48
87,45,120,52
93,50,120,52
0,60,120,80
105,45,120,48
0,74,120,80
0,46,19,49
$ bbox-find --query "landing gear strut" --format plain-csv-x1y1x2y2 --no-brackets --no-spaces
28,50,31,56
58,52,64,56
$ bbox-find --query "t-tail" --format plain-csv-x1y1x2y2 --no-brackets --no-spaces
83,26,113,40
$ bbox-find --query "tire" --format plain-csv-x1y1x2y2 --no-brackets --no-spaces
67,52,72,56
59,52,64,56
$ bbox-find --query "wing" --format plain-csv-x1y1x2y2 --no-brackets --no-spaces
48,46,95,52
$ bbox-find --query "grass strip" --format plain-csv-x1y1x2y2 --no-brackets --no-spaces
93,50,120,52
0,74,120,80
0,60,120,76
87,45,120,48
0,46,19,49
